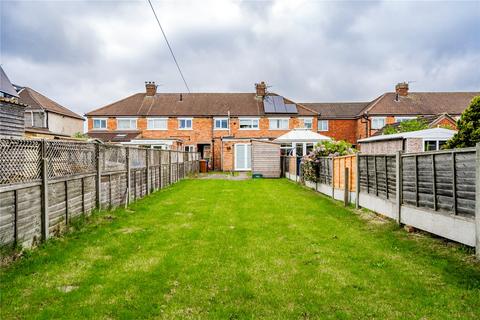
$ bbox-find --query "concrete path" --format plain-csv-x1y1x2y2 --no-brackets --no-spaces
198,172,250,180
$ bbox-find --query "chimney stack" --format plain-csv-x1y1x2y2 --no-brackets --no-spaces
395,82,409,97
255,81,267,99
145,81,157,96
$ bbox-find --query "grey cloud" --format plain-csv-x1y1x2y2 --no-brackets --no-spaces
0,0,479,118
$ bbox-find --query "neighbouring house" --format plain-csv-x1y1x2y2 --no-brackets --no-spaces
16,86,84,138
302,83,478,144
357,128,457,154
371,113,458,136
0,67,27,138
299,102,369,145
85,81,323,171
357,83,477,139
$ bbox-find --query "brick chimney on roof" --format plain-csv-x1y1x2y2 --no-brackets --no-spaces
145,81,157,96
255,81,267,100
395,82,409,97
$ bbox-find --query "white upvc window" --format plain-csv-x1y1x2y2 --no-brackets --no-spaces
93,118,107,130
269,118,289,130
424,140,447,151
184,145,195,152
214,117,229,130
318,120,329,131
300,117,313,129
371,117,386,130
178,118,193,130
117,118,137,130
147,117,168,130
239,118,259,130
395,116,416,123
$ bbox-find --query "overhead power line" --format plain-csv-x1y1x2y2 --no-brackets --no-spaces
146,0,191,93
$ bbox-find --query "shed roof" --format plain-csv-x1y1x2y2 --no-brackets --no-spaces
0,66,19,98
358,128,456,143
274,128,331,143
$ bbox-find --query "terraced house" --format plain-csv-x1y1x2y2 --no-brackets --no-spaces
85,81,478,171
85,82,320,171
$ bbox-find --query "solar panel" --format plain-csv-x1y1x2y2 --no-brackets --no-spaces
263,96,276,113
263,95,298,113
285,103,298,113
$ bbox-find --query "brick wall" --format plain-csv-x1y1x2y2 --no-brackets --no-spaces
319,119,357,144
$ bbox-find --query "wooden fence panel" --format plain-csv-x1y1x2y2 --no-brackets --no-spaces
0,138,200,247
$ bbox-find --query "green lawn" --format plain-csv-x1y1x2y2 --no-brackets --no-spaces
1,179,480,319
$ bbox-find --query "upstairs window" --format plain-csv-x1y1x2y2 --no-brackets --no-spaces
179,118,193,130
117,118,137,130
371,117,386,130
214,118,229,130
302,118,313,129
239,118,259,130
147,118,168,130
269,118,289,130
93,118,107,129
318,120,329,131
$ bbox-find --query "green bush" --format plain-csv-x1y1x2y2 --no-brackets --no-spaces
445,96,480,149
301,140,356,182
383,118,428,135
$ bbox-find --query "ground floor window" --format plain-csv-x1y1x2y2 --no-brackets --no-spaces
184,145,195,152
424,140,446,151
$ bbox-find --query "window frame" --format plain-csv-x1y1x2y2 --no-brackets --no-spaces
178,117,193,130
318,119,329,132
214,117,229,130
184,145,195,152
92,118,107,130
239,118,260,130
116,118,137,130
268,117,290,130
371,117,386,130
147,117,168,130
300,117,313,129
423,139,447,151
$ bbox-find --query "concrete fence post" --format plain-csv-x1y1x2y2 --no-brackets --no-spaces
395,151,403,225
146,149,151,195
96,143,102,210
355,154,360,209
40,139,49,241
126,147,130,206
475,142,480,259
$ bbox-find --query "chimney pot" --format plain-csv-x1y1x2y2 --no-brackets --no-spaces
145,81,157,96
395,82,409,97
255,81,267,99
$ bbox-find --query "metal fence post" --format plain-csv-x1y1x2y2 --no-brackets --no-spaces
40,139,49,241
146,148,151,195
395,151,402,225
475,142,480,259
355,154,360,209
96,143,102,210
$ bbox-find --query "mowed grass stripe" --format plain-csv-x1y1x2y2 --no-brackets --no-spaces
1,179,480,319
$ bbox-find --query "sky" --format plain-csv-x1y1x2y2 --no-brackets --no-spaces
1,0,479,117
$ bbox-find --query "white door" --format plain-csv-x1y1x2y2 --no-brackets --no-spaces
234,143,251,171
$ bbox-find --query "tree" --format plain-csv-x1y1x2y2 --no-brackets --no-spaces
445,96,480,149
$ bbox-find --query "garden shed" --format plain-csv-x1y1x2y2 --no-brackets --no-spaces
251,139,281,178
